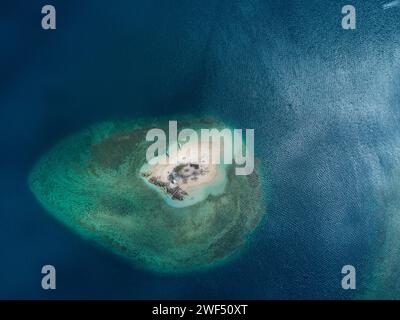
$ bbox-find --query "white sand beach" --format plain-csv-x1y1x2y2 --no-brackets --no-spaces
140,140,227,207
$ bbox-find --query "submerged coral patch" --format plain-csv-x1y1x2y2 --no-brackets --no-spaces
29,118,266,272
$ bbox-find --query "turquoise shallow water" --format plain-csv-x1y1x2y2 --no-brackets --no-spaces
29,118,266,273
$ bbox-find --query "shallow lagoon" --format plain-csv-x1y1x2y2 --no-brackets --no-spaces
29,117,266,273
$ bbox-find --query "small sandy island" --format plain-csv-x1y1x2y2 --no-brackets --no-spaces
140,141,226,207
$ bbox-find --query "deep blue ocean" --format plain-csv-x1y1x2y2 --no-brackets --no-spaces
1,0,400,299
